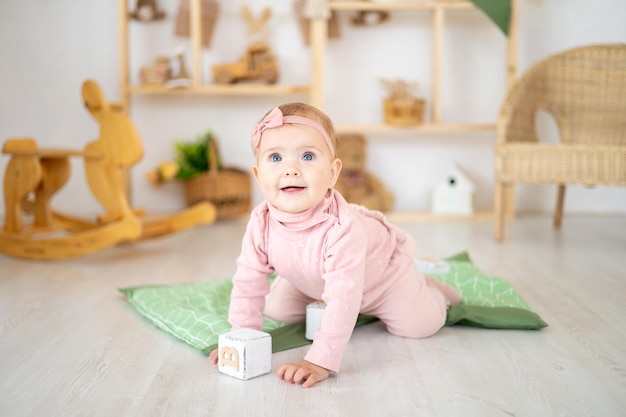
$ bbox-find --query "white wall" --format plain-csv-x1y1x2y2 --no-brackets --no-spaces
1,0,625,219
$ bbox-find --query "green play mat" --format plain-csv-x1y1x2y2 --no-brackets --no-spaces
120,252,546,355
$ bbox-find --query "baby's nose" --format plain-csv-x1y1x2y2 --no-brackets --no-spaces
283,162,301,176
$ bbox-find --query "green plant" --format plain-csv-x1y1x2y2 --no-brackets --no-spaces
174,130,221,180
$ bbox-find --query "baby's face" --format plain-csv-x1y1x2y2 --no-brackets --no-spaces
253,123,341,213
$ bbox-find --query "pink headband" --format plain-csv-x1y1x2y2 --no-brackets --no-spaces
251,107,335,157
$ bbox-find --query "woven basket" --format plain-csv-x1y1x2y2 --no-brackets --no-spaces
139,57,171,85
384,98,425,126
183,138,251,219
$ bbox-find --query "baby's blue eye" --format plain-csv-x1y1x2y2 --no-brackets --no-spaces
270,154,282,162
302,152,314,161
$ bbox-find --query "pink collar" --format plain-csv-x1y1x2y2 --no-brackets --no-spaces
267,190,335,231
251,107,335,157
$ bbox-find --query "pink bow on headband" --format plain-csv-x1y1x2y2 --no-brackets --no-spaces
251,107,284,148
250,106,335,156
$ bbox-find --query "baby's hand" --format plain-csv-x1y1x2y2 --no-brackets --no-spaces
209,348,218,364
277,360,330,388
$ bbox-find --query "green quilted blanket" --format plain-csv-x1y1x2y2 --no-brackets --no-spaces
120,252,546,355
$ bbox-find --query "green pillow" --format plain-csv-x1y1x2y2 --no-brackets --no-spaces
120,252,546,355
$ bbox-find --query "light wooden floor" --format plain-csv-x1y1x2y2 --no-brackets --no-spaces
1,214,625,417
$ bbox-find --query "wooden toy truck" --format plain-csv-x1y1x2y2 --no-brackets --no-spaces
212,42,278,84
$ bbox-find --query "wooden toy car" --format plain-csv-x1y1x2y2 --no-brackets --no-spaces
212,42,278,84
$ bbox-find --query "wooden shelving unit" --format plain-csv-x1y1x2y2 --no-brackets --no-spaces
117,0,519,219
117,0,313,108
118,0,518,129
307,0,519,133
125,84,310,95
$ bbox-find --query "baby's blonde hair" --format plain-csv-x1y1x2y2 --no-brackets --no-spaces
254,102,337,156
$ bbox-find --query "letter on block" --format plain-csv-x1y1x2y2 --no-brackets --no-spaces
218,328,272,380
305,301,326,340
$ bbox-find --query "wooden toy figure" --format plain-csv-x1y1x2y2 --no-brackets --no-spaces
241,5,272,39
211,5,279,85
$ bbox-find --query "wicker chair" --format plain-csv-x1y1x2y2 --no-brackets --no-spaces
494,44,626,240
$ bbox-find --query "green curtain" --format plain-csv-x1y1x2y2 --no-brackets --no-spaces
470,0,512,36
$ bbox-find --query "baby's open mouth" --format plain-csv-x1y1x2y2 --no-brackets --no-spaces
281,186,305,192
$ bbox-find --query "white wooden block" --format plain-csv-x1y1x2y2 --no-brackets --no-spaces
218,328,272,380
415,257,451,275
306,301,326,340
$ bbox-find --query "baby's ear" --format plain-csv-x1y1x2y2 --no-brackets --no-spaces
329,158,342,187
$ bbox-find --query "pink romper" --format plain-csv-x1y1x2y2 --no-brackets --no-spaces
228,189,460,373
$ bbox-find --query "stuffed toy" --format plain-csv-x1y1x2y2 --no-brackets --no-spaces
334,133,394,212
131,0,166,22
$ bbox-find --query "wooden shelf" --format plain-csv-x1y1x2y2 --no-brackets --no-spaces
329,1,476,11
386,210,493,223
127,84,310,95
335,123,496,134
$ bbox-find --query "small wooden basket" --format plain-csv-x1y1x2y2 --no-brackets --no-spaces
384,98,425,126
139,57,171,85
183,138,251,219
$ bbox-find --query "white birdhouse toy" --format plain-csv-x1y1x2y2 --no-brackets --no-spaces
431,164,475,216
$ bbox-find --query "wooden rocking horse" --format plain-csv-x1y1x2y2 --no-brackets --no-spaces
0,79,217,260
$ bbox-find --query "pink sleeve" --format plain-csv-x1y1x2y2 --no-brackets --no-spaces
228,208,273,331
304,219,367,373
